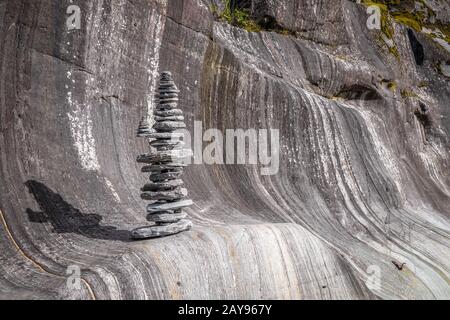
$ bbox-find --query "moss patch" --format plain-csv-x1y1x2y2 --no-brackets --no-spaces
212,0,294,35
216,1,261,32
401,89,417,98
359,0,449,52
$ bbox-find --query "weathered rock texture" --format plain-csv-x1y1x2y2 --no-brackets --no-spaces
0,0,449,299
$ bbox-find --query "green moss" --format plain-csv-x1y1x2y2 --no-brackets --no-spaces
392,13,423,32
389,46,399,58
427,22,450,43
213,0,295,35
400,89,417,98
210,4,218,17
381,80,397,92
361,1,394,38
360,1,401,58
418,81,428,88
388,81,397,91
216,0,261,32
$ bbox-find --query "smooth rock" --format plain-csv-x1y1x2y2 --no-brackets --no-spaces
158,88,180,94
150,171,183,182
147,132,184,139
157,93,178,99
157,98,179,104
147,199,193,213
141,164,186,172
146,212,187,223
142,179,184,191
149,140,184,147
137,149,192,163
131,219,193,239
159,83,177,89
157,103,178,110
141,188,188,201
154,109,183,116
155,145,184,151
153,121,186,132
154,116,184,121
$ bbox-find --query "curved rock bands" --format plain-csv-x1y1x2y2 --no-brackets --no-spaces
132,72,193,239
1,0,449,300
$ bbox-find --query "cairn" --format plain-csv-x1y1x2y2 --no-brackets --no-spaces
136,116,151,137
132,72,193,239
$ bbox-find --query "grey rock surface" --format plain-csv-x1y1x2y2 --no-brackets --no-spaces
0,0,449,300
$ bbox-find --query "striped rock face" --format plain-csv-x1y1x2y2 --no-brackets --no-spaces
0,0,449,300
133,72,193,239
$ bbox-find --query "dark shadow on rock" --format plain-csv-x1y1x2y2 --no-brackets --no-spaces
407,29,424,66
25,180,132,242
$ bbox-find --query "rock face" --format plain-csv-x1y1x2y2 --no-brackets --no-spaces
133,72,193,239
0,0,449,300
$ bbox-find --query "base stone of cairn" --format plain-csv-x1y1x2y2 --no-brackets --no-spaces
132,71,193,239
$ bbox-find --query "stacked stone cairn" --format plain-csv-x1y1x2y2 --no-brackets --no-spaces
136,116,151,137
132,71,193,239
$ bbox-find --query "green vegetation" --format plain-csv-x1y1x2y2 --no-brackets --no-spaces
359,0,449,54
361,1,395,38
418,81,428,88
391,11,424,32
381,79,397,92
360,1,399,57
211,0,294,35
400,89,417,98
213,0,261,32
215,0,262,32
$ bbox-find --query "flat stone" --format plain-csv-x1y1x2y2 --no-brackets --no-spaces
131,219,193,239
158,98,179,104
155,145,184,152
142,179,184,191
141,164,186,172
158,89,180,94
150,171,183,182
154,109,183,117
141,187,188,201
147,132,184,139
154,116,184,122
159,83,177,89
149,140,184,147
153,121,186,132
147,199,193,213
157,103,178,110
137,149,192,163
157,93,178,99
146,212,187,223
